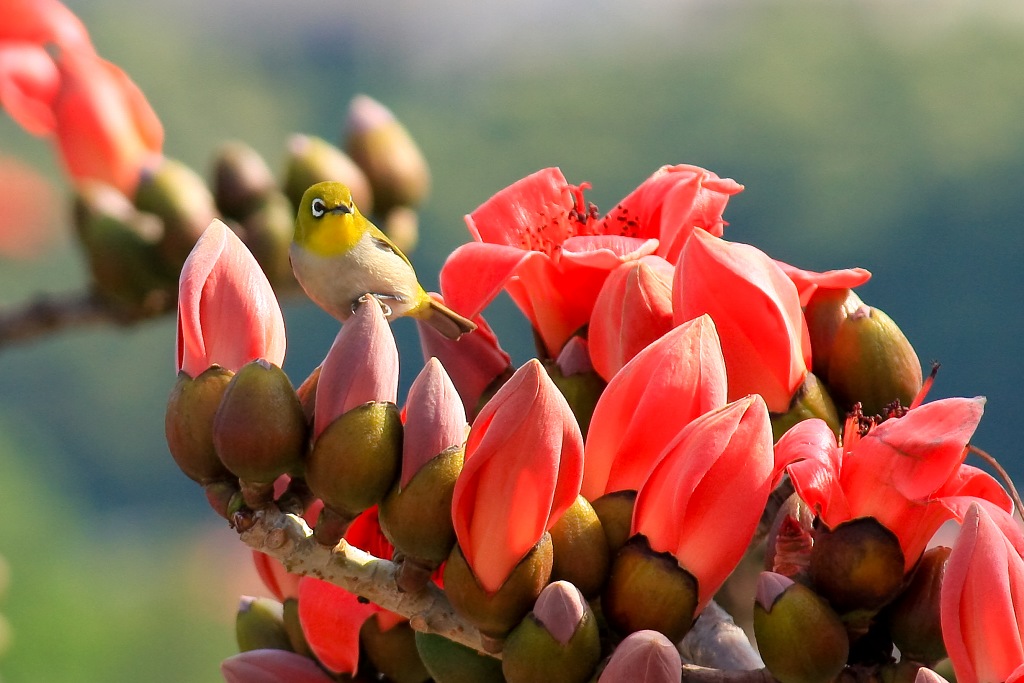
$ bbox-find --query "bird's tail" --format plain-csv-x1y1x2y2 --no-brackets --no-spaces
417,297,477,340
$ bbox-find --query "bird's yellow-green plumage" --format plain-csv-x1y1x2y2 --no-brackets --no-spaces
290,181,475,340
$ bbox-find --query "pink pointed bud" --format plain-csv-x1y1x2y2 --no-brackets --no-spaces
632,395,775,611
221,649,335,683
589,256,674,381
176,219,286,376
417,296,513,420
533,580,587,646
401,357,467,488
452,359,584,593
916,669,952,683
313,299,399,439
581,314,727,501
675,230,809,412
941,503,1024,683
555,336,593,377
598,630,681,683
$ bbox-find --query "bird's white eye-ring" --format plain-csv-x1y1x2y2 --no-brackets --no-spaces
311,197,326,218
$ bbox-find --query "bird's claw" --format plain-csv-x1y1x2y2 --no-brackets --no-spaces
354,293,396,318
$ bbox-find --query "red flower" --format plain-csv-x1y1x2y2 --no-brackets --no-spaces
941,503,1024,683
452,359,584,593
674,230,810,412
588,255,675,382
581,314,727,501
0,0,162,194
176,219,286,376
632,395,775,611
441,165,741,356
777,398,1013,570
313,300,399,439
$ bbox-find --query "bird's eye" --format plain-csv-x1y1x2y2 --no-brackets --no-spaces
311,197,326,218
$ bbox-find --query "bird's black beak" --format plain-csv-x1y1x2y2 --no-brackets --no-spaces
329,204,353,215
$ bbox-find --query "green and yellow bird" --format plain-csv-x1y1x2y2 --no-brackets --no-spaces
290,181,476,340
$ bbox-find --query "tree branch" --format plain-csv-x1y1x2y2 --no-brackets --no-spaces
0,289,167,349
236,505,768,672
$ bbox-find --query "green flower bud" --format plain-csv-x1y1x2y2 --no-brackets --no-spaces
590,490,636,557
753,572,848,683
885,546,950,664
804,288,864,379
379,446,463,591
343,95,430,215
381,205,419,256
235,596,292,653
133,157,219,274
282,134,372,214
305,401,402,521
281,598,313,658
771,371,841,441
602,534,699,642
826,304,923,416
210,140,277,220
213,360,307,506
545,350,606,438
549,495,610,598
414,632,505,683
240,192,297,289
809,517,906,615
502,581,600,683
165,367,234,485
73,182,174,313
361,616,431,683
444,534,554,643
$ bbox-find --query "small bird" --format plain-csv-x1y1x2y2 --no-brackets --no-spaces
290,181,476,340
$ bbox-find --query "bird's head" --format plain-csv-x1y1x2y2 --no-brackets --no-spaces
294,181,367,255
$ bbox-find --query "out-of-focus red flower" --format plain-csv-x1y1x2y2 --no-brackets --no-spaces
452,359,584,593
632,395,775,611
941,503,1024,683
0,156,61,258
581,314,727,501
674,230,810,412
0,0,162,194
417,296,512,421
313,300,399,439
176,219,286,376
221,648,335,683
777,397,1013,571
440,165,741,356
588,255,674,382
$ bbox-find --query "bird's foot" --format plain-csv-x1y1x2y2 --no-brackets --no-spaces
354,293,402,319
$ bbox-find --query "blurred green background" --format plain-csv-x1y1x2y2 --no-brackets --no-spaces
2,0,1023,680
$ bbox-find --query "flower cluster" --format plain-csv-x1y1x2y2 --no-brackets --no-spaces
165,158,1024,683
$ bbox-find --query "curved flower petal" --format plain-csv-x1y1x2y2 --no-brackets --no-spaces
675,230,809,412
941,503,1024,683
582,314,727,500
559,235,659,268
440,241,543,319
176,219,286,376
452,359,584,593
0,0,95,51
776,260,872,307
0,42,59,134
297,577,376,676
633,395,774,610
776,418,852,523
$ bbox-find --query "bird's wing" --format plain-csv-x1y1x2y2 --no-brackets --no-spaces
370,231,413,268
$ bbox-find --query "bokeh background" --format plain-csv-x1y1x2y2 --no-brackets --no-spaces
2,0,1023,680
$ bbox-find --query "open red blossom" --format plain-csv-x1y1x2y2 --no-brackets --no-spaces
581,314,727,501
452,359,584,593
674,230,810,413
941,503,1024,683
440,165,741,356
176,220,286,376
588,255,675,382
777,397,1013,571
632,395,775,611
0,0,162,194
